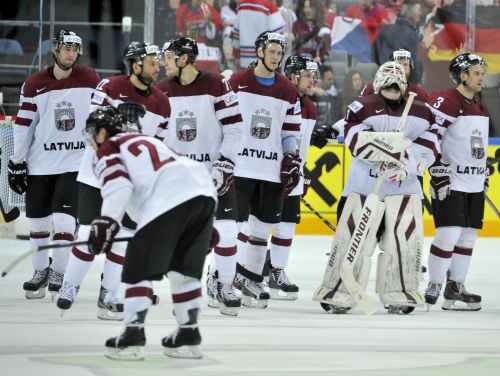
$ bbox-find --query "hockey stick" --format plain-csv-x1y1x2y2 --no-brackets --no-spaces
300,197,336,232
1,237,133,277
339,91,418,316
0,198,20,223
485,194,500,219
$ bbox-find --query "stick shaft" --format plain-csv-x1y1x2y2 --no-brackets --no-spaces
301,198,336,232
485,194,500,218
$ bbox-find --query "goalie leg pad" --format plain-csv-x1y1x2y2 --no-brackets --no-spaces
377,195,425,308
313,193,384,309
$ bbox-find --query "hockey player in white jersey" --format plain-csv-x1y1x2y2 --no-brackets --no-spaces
83,106,216,361
8,30,100,300
156,37,244,316
267,55,338,300
313,61,440,314
57,41,170,320
228,31,302,309
424,53,489,311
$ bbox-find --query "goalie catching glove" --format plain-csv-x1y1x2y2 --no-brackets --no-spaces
429,159,451,201
281,154,301,195
7,160,28,195
310,124,339,149
211,156,235,196
88,216,120,255
354,131,411,168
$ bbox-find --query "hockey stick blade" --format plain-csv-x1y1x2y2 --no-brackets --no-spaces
1,236,133,277
0,199,20,223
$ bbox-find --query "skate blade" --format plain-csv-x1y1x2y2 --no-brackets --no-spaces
425,303,433,312
97,308,124,321
50,291,59,302
242,295,268,309
270,288,298,301
207,296,220,309
105,346,145,361
163,345,202,359
25,288,47,299
442,300,481,311
220,305,240,316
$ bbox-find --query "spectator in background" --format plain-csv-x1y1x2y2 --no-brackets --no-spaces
220,0,239,70
340,69,364,115
378,0,405,23
279,0,298,65
309,65,341,125
373,3,423,83
292,0,332,63
344,0,390,44
176,0,223,46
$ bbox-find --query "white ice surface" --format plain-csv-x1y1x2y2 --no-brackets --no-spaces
0,236,499,376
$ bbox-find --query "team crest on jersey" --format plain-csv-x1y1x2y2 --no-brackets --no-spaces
250,109,271,139
470,129,485,159
176,110,197,142
54,101,76,131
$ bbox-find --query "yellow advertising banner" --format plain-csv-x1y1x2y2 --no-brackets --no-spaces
297,143,500,237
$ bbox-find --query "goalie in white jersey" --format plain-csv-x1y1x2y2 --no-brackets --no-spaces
156,37,244,316
228,31,302,309
58,41,170,320
424,53,489,311
313,61,440,314
83,106,216,361
8,29,100,301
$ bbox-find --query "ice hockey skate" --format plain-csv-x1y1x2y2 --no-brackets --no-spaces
442,280,481,311
105,326,146,361
424,282,442,311
269,267,298,300
242,278,270,309
48,269,64,301
162,326,202,359
233,272,244,291
97,285,124,320
23,267,49,299
206,272,219,309
57,281,80,315
385,305,415,315
216,281,241,316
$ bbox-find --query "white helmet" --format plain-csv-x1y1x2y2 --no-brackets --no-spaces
373,61,407,94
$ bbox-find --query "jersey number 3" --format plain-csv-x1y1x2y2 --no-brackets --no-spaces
128,140,174,171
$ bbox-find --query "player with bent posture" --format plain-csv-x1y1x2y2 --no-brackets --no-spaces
83,106,216,360
424,53,489,311
156,37,244,316
313,62,439,314
8,30,100,300
229,31,302,309
58,41,170,320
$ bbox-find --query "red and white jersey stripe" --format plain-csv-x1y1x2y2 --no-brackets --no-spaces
94,133,216,229
12,65,100,174
155,71,243,170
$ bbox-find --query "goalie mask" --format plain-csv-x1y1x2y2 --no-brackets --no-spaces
255,31,286,72
85,106,125,145
449,53,487,86
51,29,82,70
373,61,407,94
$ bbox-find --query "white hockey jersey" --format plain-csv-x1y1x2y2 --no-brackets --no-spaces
155,71,243,170
12,65,100,175
229,68,302,182
232,0,285,68
77,75,170,188
94,133,216,230
343,94,440,199
427,89,489,193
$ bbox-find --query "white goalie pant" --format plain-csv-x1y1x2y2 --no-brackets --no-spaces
376,194,425,308
313,192,385,309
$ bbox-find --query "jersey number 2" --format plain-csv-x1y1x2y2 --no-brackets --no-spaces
128,140,174,171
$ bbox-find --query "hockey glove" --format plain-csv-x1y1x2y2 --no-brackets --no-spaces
302,171,311,197
281,154,301,196
88,216,120,255
310,124,339,149
7,160,28,195
429,159,452,201
117,102,146,133
383,162,408,182
211,156,235,196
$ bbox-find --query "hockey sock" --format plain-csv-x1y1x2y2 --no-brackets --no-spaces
167,271,202,326
212,220,237,284
448,227,477,283
236,222,249,266
124,280,153,325
50,212,76,273
28,216,51,270
244,216,272,275
270,221,296,269
64,224,94,287
428,226,461,284
102,227,132,292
